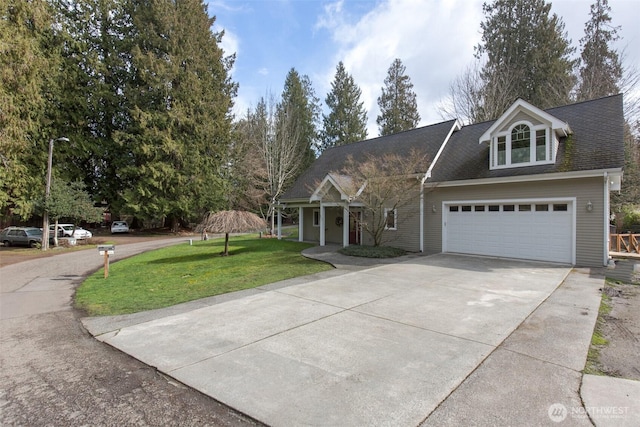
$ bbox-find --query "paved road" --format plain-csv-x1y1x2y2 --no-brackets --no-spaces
0,238,259,426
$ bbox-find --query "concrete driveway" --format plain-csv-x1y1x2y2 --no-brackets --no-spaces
86,253,597,426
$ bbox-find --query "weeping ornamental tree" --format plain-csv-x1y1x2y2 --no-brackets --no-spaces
196,210,267,256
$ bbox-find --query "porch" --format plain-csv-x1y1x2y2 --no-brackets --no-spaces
286,205,364,248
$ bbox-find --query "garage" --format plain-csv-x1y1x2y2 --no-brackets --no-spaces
443,199,575,264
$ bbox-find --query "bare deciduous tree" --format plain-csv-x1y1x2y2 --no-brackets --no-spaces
438,60,521,124
334,148,430,247
262,96,305,233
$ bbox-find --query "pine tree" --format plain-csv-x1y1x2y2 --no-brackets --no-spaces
320,62,368,151
0,0,57,220
278,68,320,171
576,0,622,101
50,0,133,216
476,0,576,117
376,58,420,136
121,0,237,230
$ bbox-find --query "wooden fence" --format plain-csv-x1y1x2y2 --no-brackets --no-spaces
610,233,640,254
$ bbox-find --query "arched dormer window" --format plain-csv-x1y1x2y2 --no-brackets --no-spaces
480,99,571,171
490,121,552,169
511,124,530,163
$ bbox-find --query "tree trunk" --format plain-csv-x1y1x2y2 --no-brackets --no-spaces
223,232,230,256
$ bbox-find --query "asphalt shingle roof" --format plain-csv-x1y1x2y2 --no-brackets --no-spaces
430,94,625,182
281,94,624,201
282,119,458,200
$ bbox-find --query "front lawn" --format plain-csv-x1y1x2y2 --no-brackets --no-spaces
75,236,332,316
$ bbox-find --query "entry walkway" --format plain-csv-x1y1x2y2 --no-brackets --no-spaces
82,252,629,426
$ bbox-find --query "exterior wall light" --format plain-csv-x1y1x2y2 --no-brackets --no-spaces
432,205,437,213
586,200,593,212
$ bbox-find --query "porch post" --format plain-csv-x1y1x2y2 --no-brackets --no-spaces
298,207,304,242
320,203,326,246
343,205,349,247
277,207,282,240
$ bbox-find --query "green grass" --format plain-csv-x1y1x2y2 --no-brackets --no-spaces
75,235,332,316
338,245,407,258
584,292,612,375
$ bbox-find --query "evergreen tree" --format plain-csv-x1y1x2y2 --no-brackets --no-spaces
320,61,368,151
476,0,576,117
51,0,133,216
278,68,320,171
576,0,622,101
0,0,58,220
376,58,420,136
120,0,237,230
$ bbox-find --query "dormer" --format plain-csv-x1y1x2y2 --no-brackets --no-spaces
479,99,572,170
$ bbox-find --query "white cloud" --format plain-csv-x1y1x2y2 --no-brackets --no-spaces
317,0,484,136
216,25,240,60
258,67,269,76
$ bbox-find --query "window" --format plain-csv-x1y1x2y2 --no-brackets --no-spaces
511,124,530,164
497,136,506,166
518,204,532,212
536,129,546,161
553,204,568,211
474,205,485,212
449,206,459,212
313,209,320,227
384,208,397,230
488,205,500,212
535,204,549,212
461,205,472,212
503,204,515,212
490,121,553,169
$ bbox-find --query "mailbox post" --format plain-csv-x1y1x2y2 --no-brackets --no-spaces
97,245,115,278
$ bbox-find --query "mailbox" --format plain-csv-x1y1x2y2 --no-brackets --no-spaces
98,244,115,255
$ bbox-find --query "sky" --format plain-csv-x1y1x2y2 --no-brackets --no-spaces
208,0,640,137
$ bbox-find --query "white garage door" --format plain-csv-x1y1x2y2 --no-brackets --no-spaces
444,200,574,264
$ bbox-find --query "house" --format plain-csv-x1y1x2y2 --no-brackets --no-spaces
278,95,624,267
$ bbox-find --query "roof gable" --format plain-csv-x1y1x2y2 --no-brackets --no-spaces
478,98,572,144
281,119,459,201
310,173,362,202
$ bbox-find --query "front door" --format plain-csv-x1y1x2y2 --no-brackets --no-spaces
349,210,361,245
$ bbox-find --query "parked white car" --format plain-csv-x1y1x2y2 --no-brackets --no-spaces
50,224,93,240
110,221,129,234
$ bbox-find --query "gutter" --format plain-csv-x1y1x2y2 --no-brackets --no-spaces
419,120,461,252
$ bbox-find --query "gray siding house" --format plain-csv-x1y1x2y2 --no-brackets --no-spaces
278,95,624,267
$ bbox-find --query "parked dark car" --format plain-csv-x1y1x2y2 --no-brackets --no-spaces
0,227,43,248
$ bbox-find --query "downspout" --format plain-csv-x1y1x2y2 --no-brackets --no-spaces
604,171,610,266
420,176,426,252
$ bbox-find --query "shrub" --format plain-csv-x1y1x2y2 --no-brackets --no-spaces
339,245,406,258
